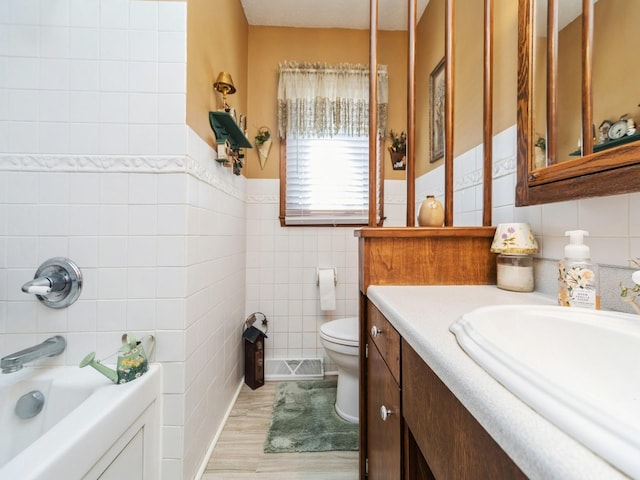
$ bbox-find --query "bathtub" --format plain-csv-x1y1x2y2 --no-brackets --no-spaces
0,363,161,480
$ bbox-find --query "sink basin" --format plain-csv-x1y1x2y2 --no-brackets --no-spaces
450,305,640,478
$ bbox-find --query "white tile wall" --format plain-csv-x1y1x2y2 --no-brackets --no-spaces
0,0,186,156
0,148,245,480
417,124,640,280
245,179,360,372
0,2,245,480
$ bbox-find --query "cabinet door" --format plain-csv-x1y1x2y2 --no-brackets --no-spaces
367,340,401,480
403,340,527,479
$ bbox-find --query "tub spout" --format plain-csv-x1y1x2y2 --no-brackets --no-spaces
1,336,66,373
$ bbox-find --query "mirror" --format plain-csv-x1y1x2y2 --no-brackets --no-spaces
517,0,640,206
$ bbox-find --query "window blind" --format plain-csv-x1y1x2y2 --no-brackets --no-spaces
285,136,370,225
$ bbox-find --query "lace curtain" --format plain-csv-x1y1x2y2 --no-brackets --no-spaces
277,61,388,139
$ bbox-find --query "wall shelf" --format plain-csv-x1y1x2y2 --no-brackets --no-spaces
569,131,640,156
208,111,252,150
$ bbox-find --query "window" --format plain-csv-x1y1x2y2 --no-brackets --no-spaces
277,62,388,227
284,135,370,225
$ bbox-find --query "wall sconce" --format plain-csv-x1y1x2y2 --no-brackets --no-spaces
213,71,236,112
490,223,539,292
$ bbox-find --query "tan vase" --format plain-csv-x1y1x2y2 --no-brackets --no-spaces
417,195,444,227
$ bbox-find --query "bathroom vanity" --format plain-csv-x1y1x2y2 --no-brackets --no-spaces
367,296,525,479
356,228,628,479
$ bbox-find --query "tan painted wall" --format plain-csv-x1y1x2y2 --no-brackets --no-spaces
415,0,445,177
244,27,407,180
492,1,518,136
186,0,248,148
185,1,519,181
414,0,518,177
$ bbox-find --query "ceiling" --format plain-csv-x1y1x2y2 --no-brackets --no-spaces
240,0,430,31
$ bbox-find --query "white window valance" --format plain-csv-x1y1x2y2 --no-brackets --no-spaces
277,61,388,139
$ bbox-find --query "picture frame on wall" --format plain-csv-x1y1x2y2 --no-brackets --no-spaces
430,58,445,163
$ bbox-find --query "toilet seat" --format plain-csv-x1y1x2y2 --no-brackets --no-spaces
320,317,358,347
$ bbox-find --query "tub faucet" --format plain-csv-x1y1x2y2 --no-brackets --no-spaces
1,336,66,373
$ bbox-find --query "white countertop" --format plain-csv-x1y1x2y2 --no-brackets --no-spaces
366,285,628,480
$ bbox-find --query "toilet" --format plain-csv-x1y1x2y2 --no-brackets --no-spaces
320,317,359,423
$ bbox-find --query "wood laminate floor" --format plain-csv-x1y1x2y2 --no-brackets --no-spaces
202,380,359,480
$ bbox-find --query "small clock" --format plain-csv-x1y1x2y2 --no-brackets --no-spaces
608,119,628,140
598,120,612,144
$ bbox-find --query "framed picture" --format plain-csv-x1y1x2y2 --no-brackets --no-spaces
430,58,445,163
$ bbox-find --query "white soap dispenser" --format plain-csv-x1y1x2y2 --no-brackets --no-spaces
557,230,599,309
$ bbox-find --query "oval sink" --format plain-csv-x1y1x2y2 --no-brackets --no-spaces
450,305,640,478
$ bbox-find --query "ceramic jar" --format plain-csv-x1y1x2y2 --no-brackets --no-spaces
417,195,444,227
496,254,534,292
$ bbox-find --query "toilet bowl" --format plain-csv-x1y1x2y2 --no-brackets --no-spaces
320,317,359,423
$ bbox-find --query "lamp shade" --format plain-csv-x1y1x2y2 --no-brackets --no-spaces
214,72,236,95
490,223,539,254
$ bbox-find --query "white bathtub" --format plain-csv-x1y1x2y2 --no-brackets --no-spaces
0,363,161,480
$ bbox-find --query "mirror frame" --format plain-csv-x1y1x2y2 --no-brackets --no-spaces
516,0,640,206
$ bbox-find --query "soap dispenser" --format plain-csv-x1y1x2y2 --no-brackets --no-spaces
558,230,599,309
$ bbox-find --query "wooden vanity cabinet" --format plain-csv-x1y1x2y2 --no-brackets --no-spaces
362,301,526,480
357,227,501,479
365,302,402,479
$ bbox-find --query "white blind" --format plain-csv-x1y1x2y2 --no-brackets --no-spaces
285,136,369,225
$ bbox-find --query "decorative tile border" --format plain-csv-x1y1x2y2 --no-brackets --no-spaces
493,155,516,179
0,154,187,173
246,194,279,204
0,151,246,202
0,139,514,208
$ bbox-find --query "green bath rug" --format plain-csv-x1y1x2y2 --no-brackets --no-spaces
263,379,358,453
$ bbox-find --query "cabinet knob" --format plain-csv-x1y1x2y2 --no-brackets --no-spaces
371,325,382,337
380,405,393,421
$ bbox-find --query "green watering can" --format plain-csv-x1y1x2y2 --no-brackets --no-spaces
80,334,154,384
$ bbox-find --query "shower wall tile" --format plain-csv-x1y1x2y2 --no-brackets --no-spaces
130,1,156,30
0,148,243,476
1,2,235,478
158,1,186,32
100,0,129,29
69,29,99,59
1,0,185,156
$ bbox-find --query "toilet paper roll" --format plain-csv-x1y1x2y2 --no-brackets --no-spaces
318,268,336,311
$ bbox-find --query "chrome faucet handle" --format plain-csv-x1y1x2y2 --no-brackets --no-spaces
21,258,82,309
21,276,58,295
23,285,52,295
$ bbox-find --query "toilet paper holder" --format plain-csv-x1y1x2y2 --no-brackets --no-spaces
316,268,337,286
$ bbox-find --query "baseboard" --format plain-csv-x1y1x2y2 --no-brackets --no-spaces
193,377,244,480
